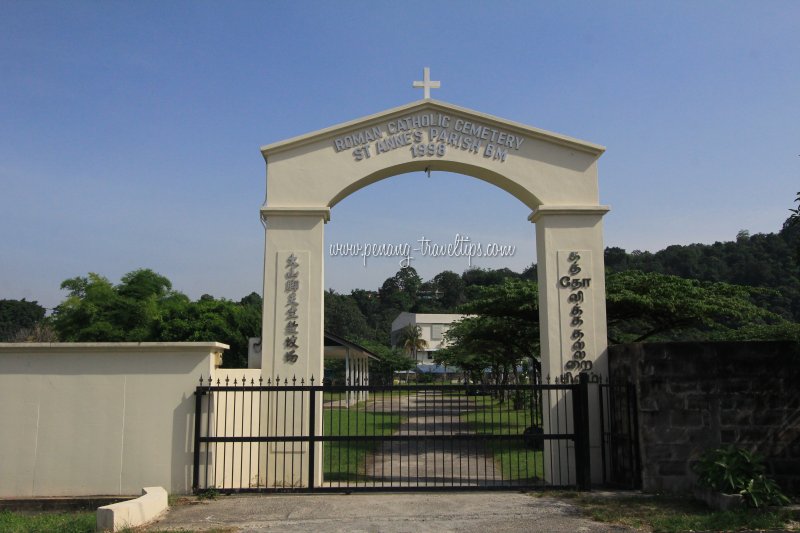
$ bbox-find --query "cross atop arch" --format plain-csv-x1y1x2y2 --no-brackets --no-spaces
412,67,440,99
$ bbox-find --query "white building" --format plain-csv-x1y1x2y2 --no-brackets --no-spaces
390,312,465,373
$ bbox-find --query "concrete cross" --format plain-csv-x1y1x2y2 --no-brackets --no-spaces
413,67,440,99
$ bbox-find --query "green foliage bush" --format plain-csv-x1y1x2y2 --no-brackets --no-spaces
52,269,261,367
692,445,791,508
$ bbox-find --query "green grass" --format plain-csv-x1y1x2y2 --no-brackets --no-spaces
323,389,415,403
0,499,241,533
558,493,799,532
461,393,543,481
366,389,415,399
322,389,544,483
0,510,96,533
322,407,403,481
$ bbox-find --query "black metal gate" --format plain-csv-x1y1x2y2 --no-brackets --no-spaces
599,380,641,488
193,374,592,493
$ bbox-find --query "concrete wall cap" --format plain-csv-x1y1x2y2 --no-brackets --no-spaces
0,342,230,353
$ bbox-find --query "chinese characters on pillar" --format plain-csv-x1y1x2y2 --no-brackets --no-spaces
284,253,300,363
558,251,597,382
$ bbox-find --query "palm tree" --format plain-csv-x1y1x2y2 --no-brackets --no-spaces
399,324,428,362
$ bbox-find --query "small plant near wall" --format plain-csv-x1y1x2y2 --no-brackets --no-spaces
195,488,219,500
692,445,791,509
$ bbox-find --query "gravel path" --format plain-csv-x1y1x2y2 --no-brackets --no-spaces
363,391,499,486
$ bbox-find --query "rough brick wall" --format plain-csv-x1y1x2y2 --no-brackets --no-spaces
609,341,800,494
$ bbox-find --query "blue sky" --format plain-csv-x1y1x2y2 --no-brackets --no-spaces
1,1,798,310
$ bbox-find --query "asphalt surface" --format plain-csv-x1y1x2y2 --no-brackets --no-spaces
146,492,633,532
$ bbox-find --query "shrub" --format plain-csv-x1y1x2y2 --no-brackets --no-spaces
692,446,790,508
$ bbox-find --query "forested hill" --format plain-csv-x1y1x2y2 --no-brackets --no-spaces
604,222,800,320
326,206,800,344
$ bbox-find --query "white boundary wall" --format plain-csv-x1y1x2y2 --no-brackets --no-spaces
0,342,228,497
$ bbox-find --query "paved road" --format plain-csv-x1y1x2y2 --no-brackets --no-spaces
147,492,633,532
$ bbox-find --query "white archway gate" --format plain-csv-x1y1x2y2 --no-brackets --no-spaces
258,99,610,488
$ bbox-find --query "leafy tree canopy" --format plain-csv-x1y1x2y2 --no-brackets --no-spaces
605,195,800,322
353,338,415,385
606,270,797,343
438,279,539,384
0,299,46,341
324,289,372,340
397,324,428,359
52,269,259,367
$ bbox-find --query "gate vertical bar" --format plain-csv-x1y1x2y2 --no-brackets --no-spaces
573,373,591,490
598,380,607,485
308,385,316,492
193,386,203,492
628,381,641,489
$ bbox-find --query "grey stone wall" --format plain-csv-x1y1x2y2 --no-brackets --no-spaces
609,341,800,494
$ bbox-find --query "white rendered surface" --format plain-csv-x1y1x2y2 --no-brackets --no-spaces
0,343,227,496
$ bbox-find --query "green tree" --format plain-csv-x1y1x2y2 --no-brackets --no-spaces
605,270,793,343
438,279,539,386
324,289,372,340
10,321,59,342
53,273,130,341
239,292,263,309
603,196,800,324
432,270,466,310
378,267,422,312
156,294,260,368
354,338,415,385
397,324,427,360
461,267,519,288
0,299,47,341
53,269,188,342
52,269,261,367
520,263,538,281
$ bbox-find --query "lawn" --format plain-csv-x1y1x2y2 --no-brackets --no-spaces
461,392,544,481
321,388,545,483
0,510,96,533
322,388,545,483
555,493,799,533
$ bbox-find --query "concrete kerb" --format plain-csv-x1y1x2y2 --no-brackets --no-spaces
96,487,168,532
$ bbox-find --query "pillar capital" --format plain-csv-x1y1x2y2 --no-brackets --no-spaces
260,206,331,223
528,205,610,224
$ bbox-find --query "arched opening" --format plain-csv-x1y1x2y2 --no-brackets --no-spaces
327,160,544,211
326,169,536,298
322,169,542,486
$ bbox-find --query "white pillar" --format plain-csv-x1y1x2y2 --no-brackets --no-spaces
359,358,366,401
355,357,361,402
260,208,329,488
531,205,610,486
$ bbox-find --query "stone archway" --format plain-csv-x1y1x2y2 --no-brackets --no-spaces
259,98,610,487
